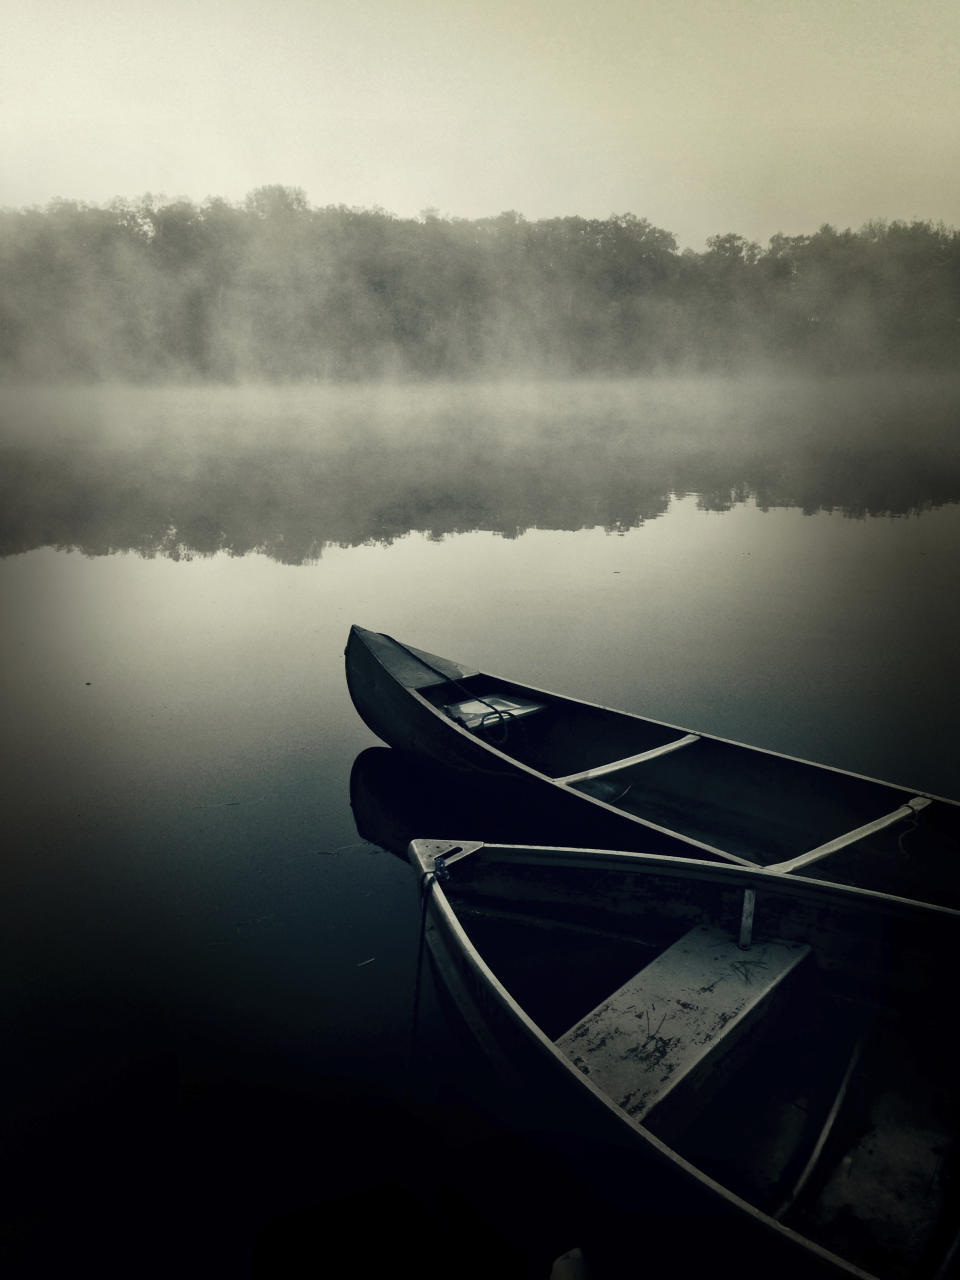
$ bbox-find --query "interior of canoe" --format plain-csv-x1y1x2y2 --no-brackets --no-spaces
420,674,956,880
435,852,959,1280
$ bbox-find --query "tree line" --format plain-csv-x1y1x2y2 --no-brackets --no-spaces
2,185,958,381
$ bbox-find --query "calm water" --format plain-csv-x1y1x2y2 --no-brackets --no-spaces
2,377,960,1277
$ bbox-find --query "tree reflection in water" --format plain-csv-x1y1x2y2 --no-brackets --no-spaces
1,375,959,563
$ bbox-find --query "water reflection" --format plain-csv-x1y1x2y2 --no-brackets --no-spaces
2,376,959,562
350,746,599,857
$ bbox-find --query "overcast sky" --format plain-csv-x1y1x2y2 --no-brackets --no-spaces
2,0,958,249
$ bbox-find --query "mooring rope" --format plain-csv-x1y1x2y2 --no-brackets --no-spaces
897,813,920,855
405,868,437,1105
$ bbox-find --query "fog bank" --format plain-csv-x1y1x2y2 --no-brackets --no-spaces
2,190,958,383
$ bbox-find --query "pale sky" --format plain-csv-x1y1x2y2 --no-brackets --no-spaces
2,0,958,249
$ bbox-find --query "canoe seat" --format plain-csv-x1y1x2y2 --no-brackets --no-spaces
442,693,546,732
555,925,811,1138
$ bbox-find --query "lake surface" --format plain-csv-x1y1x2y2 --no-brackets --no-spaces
2,376,959,1277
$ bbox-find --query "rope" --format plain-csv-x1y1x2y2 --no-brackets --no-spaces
405,869,437,1105
475,707,516,745
897,814,919,856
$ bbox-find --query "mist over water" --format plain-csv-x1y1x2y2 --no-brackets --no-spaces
2,374,959,561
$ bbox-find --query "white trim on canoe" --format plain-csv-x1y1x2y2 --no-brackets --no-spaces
412,840,960,921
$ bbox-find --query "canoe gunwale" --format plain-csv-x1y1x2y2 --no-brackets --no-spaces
410,839,960,924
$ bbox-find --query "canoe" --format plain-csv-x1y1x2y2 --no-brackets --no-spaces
345,626,960,906
407,836,960,1280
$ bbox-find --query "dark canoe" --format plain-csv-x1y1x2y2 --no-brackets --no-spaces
345,626,960,906
408,838,960,1280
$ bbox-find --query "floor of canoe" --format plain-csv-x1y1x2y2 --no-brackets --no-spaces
782,1027,959,1279
460,907,660,1043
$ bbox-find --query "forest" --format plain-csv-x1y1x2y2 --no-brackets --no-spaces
2,185,958,381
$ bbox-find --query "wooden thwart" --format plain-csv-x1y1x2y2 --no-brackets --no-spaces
768,796,932,874
555,925,810,1131
555,733,700,786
